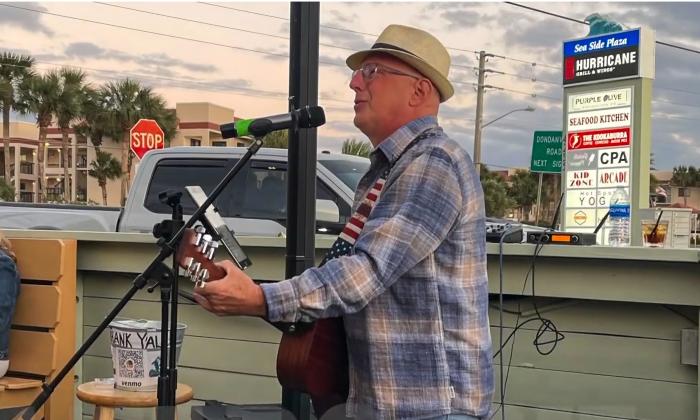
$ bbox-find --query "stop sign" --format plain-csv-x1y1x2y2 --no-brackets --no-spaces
130,119,164,160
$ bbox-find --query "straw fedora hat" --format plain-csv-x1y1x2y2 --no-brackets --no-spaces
346,24,454,102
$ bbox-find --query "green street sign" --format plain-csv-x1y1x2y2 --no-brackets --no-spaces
530,131,563,173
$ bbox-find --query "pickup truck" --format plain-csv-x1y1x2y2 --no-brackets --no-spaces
0,147,371,237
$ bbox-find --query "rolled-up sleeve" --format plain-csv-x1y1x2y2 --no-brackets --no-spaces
261,147,463,323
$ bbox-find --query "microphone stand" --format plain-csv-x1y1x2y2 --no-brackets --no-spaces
19,136,266,420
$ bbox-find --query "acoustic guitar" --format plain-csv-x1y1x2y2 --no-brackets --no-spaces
176,227,348,417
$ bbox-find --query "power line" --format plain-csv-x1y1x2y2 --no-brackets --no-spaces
198,2,288,22
0,60,352,106
94,2,358,54
485,84,561,102
652,97,700,111
486,68,560,86
97,2,487,73
0,3,291,61
11,3,699,113
505,1,700,55
1,3,482,84
196,1,564,68
656,85,700,98
504,2,586,25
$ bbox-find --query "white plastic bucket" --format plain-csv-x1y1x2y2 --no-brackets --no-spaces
108,319,187,392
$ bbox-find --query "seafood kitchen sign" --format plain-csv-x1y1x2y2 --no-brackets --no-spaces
561,26,655,245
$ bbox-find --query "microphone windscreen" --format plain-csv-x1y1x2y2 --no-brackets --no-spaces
220,122,237,139
299,106,326,128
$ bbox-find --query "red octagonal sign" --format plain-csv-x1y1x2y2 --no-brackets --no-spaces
130,119,164,160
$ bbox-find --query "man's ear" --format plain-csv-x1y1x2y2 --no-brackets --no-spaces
410,79,437,106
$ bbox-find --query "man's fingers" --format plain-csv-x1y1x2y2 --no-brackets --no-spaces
216,259,241,275
193,292,213,311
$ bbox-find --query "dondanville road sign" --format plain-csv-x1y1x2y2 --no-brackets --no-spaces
530,131,563,173
130,119,164,160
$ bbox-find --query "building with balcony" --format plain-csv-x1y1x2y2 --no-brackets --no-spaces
172,102,248,148
0,102,250,206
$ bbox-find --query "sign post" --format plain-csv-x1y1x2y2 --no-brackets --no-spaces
530,131,563,225
130,119,165,160
561,27,655,245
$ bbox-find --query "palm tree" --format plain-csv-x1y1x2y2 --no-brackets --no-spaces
342,138,372,158
21,71,60,203
0,52,35,194
0,177,14,201
480,165,514,218
55,68,87,202
671,165,695,206
261,130,288,148
99,79,176,205
507,169,538,221
74,86,110,154
88,150,121,205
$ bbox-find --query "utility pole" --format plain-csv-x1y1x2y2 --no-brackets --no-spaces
473,51,487,176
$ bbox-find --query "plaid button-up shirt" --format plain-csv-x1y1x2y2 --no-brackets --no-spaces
261,116,493,419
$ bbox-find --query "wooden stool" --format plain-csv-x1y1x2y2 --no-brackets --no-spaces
76,381,193,420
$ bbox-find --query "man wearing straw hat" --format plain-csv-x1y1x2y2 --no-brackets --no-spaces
195,24,493,420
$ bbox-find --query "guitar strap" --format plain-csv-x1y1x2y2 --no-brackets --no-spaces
320,129,438,264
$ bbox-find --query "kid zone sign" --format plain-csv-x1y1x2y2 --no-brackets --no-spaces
563,28,654,86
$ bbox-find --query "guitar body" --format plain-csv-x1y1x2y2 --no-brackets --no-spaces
176,227,349,416
277,317,349,417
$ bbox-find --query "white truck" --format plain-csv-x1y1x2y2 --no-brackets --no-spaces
0,147,371,237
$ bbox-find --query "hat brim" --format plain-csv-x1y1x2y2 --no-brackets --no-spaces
347,48,454,102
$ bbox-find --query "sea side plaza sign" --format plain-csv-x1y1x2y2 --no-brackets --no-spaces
563,28,654,86
561,26,655,246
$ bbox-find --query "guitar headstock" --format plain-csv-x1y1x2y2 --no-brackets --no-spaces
177,225,226,288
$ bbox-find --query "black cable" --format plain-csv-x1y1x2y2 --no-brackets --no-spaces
492,229,565,420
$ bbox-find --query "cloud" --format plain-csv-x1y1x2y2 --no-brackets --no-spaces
63,42,217,73
0,2,53,35
320,27,371,52
612,3,700,40
423,3,489,30
325,9,359,25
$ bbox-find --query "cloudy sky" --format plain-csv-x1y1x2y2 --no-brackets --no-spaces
1,1,699,170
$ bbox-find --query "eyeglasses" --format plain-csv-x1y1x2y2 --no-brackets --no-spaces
352,62,421,82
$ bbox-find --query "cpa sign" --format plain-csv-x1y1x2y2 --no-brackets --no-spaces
130,119,164,160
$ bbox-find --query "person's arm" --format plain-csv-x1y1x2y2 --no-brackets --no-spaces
261,147,465,323
0,252,20,361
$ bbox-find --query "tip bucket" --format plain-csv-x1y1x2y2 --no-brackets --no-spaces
108,319,187,391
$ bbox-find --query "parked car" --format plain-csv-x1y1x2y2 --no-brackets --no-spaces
0,147,371,238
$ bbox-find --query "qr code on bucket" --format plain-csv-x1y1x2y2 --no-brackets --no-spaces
117,349,144,378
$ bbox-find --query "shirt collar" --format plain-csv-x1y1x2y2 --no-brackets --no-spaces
373,116,439,166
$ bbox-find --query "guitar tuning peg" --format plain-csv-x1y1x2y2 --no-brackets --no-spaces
184,257,194,276
195,269,210,288
188,261,201,279
200,234,213,255
206,242,219,260
194,225,206,246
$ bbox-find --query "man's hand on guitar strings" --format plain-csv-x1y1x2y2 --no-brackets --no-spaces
193,260,267,318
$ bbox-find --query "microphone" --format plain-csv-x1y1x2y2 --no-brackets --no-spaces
220,105,325,139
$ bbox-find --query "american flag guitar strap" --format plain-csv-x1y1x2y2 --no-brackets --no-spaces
320,129,437,264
